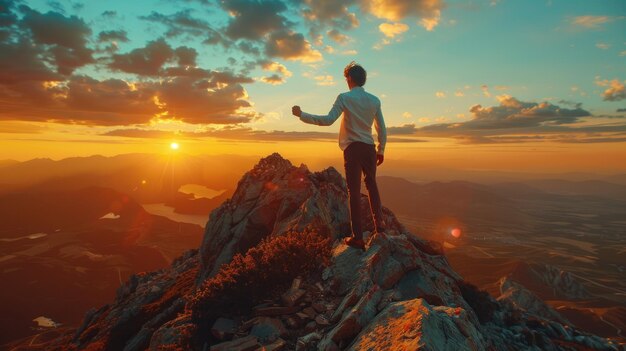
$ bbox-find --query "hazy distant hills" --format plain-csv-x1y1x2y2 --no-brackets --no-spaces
377,175,626,341
0,153,257,203
0,186,204,344
524,179,626,199
377,176,531,231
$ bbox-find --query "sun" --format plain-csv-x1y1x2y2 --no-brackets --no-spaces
170,142,179,150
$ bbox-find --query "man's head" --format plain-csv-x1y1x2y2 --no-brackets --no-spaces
344,61,366,87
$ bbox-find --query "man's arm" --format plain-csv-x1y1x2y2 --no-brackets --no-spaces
293,94,344,126
374,100,387,165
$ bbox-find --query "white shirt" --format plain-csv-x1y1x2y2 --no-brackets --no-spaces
299,86,387,155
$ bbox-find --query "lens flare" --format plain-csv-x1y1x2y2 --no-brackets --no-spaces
451,228,462,238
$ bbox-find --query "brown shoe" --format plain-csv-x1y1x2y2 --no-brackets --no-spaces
344,236,366,251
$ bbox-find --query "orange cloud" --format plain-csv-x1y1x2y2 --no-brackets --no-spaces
379,22,409,38
595,78,626,101
363,0,444,31
265,30,323,63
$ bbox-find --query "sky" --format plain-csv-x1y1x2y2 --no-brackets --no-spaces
0,0,625,173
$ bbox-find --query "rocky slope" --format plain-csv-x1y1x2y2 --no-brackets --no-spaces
6,154,623,351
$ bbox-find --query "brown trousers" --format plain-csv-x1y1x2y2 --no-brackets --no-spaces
343,141,384,239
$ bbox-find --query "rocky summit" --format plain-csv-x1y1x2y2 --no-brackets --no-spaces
14,153,623,351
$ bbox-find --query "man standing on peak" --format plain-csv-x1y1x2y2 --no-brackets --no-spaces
292,61,387,251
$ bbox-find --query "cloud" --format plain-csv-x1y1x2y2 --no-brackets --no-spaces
569,15,623,29
109,38,177,76
300,0,359,47
405,96,626,143
481,84,491,97
61,75,160,125
361,0,444,31
222,0,289,40
595,78,625,101
327,29,351,44
18,7,94,75
259,61,292,85
140,10,212,38
388,123,417,135
0,121,48,134
301,0,359,31
97,30,129,43
595,42,610,50
265,30,323,62
314,75,335,86
379,22,409,38
157,76,257,124
435,91,445,98
402,112,412,118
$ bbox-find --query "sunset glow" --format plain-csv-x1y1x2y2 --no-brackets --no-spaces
170,142,179,150
0,0,623,174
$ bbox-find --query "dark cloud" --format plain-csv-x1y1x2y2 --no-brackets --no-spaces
0,39,62,83
98,30,128,42
222,0,289,40
18,8,94,75
101,10,116,18
109,38,176,75
0,0,19,27
265,30,322,62
21,8,91,49
298,0,358,45
326,29,350,44
157,76,256,124
174,46,197,66
64,75,159,121
0,71,258,125
463,96,590,128
301,0,359,30
617,108,626,112
140,10,212,38
0,3,263,127
46,1,65,14
388,123,418,135
406,96,626,144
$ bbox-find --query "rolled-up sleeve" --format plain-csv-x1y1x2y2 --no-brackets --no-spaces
374,101,387,155
299,94,344,126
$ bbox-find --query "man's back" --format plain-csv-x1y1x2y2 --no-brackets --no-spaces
298,85,387,155
338,86,382,153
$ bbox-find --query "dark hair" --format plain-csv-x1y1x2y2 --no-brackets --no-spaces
344,61,366,86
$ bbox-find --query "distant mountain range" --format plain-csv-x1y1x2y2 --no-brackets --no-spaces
0,186,204,345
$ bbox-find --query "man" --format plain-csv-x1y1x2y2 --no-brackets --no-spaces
292,61,387,251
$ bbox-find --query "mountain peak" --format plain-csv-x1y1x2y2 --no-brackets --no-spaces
22,154,621,351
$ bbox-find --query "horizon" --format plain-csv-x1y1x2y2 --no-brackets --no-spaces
1,0,625,173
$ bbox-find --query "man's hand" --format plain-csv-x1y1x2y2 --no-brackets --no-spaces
292,105,302,117
376,154,384,166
